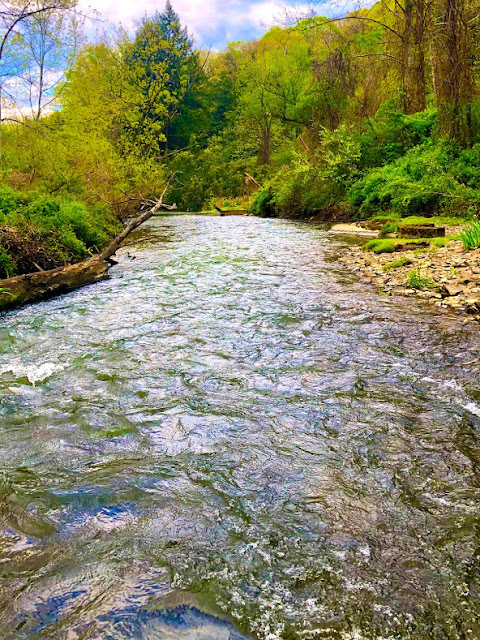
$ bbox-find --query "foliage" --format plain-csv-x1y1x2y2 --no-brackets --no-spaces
406,268,436,290
348,142,480,217
0,186,120,264
359,108,437,169
123,2,199,156
461,221,480,249
250,186,277,217
379,221,398,236
0,247,16,278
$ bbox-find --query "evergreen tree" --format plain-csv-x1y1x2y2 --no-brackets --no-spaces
125,2,198,155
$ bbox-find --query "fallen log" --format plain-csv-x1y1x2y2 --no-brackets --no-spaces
213,206,249,216
0,188,176,313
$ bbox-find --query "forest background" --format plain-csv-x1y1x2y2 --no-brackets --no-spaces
1,0,480,278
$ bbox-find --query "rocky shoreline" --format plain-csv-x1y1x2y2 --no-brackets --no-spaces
335,232,480,321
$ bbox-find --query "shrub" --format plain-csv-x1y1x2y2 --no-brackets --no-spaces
379,221,398,237
359,106,437,169
383,257,412,271
461,221,480,250
250,186,277,217
0,247,16,278
0,185,121,271
363,239,395,254
347,141,480,218
406,268,436,289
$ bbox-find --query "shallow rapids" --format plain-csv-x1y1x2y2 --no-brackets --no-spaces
1,216,480,640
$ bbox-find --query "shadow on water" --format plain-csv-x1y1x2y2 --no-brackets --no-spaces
1,216,480,639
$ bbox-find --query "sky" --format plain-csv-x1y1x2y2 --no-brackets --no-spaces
79,0,319,50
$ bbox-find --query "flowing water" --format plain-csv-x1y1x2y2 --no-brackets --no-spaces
1,216,480,640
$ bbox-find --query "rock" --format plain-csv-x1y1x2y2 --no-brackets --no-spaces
442,284,464,297
398,225,446,238
395,242,429,252
465,297,480,314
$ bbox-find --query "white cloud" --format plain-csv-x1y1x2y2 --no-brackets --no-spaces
79,0,354,48
80,0,294,48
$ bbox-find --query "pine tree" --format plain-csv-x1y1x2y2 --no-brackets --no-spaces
124,2,198,155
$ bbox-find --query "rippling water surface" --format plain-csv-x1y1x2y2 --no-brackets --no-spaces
1,216,480,640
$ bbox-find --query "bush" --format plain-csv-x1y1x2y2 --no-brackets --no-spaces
406,268,436,289
0,247,16,278
359,106,437,169
0,185,121,270
379,221,398,236
250,186,277,217
461,221,480,249
348,140,480,218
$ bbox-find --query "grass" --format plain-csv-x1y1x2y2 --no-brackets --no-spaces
370,214,472,228
383,257,413,271
406,268,436,290
364,235,458,254
461,221,480,250
363,239,396,254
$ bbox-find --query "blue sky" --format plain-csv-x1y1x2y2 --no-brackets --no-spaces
80,0,332,50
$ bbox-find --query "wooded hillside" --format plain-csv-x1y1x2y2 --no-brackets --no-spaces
1,0,480,278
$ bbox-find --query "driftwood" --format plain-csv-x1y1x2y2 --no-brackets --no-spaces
213,205,249,216
0,188,176,312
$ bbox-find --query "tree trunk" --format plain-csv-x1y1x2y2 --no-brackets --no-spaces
259,122,271,165
412,0,426,112
404,0,427,114
430,41,439,101
435,0,475,144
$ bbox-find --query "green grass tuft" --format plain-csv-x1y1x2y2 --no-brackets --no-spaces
461,221,480,250
406,268,436,290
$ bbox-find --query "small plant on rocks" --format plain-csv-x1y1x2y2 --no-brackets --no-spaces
383,257,412,271
461,221,480,250
406,268,436,290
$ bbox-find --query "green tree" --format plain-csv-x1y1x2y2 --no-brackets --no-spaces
124,1,199,156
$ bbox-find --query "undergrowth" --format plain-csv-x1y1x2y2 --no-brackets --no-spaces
407,268,436,290
461,221,480,249
0,186,121,275
0,247,16,278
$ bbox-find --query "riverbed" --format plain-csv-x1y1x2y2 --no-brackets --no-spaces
1,216,480,639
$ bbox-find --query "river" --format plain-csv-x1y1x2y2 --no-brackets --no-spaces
1,216,480,640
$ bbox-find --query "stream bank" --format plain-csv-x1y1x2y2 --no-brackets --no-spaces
334,228,480,319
